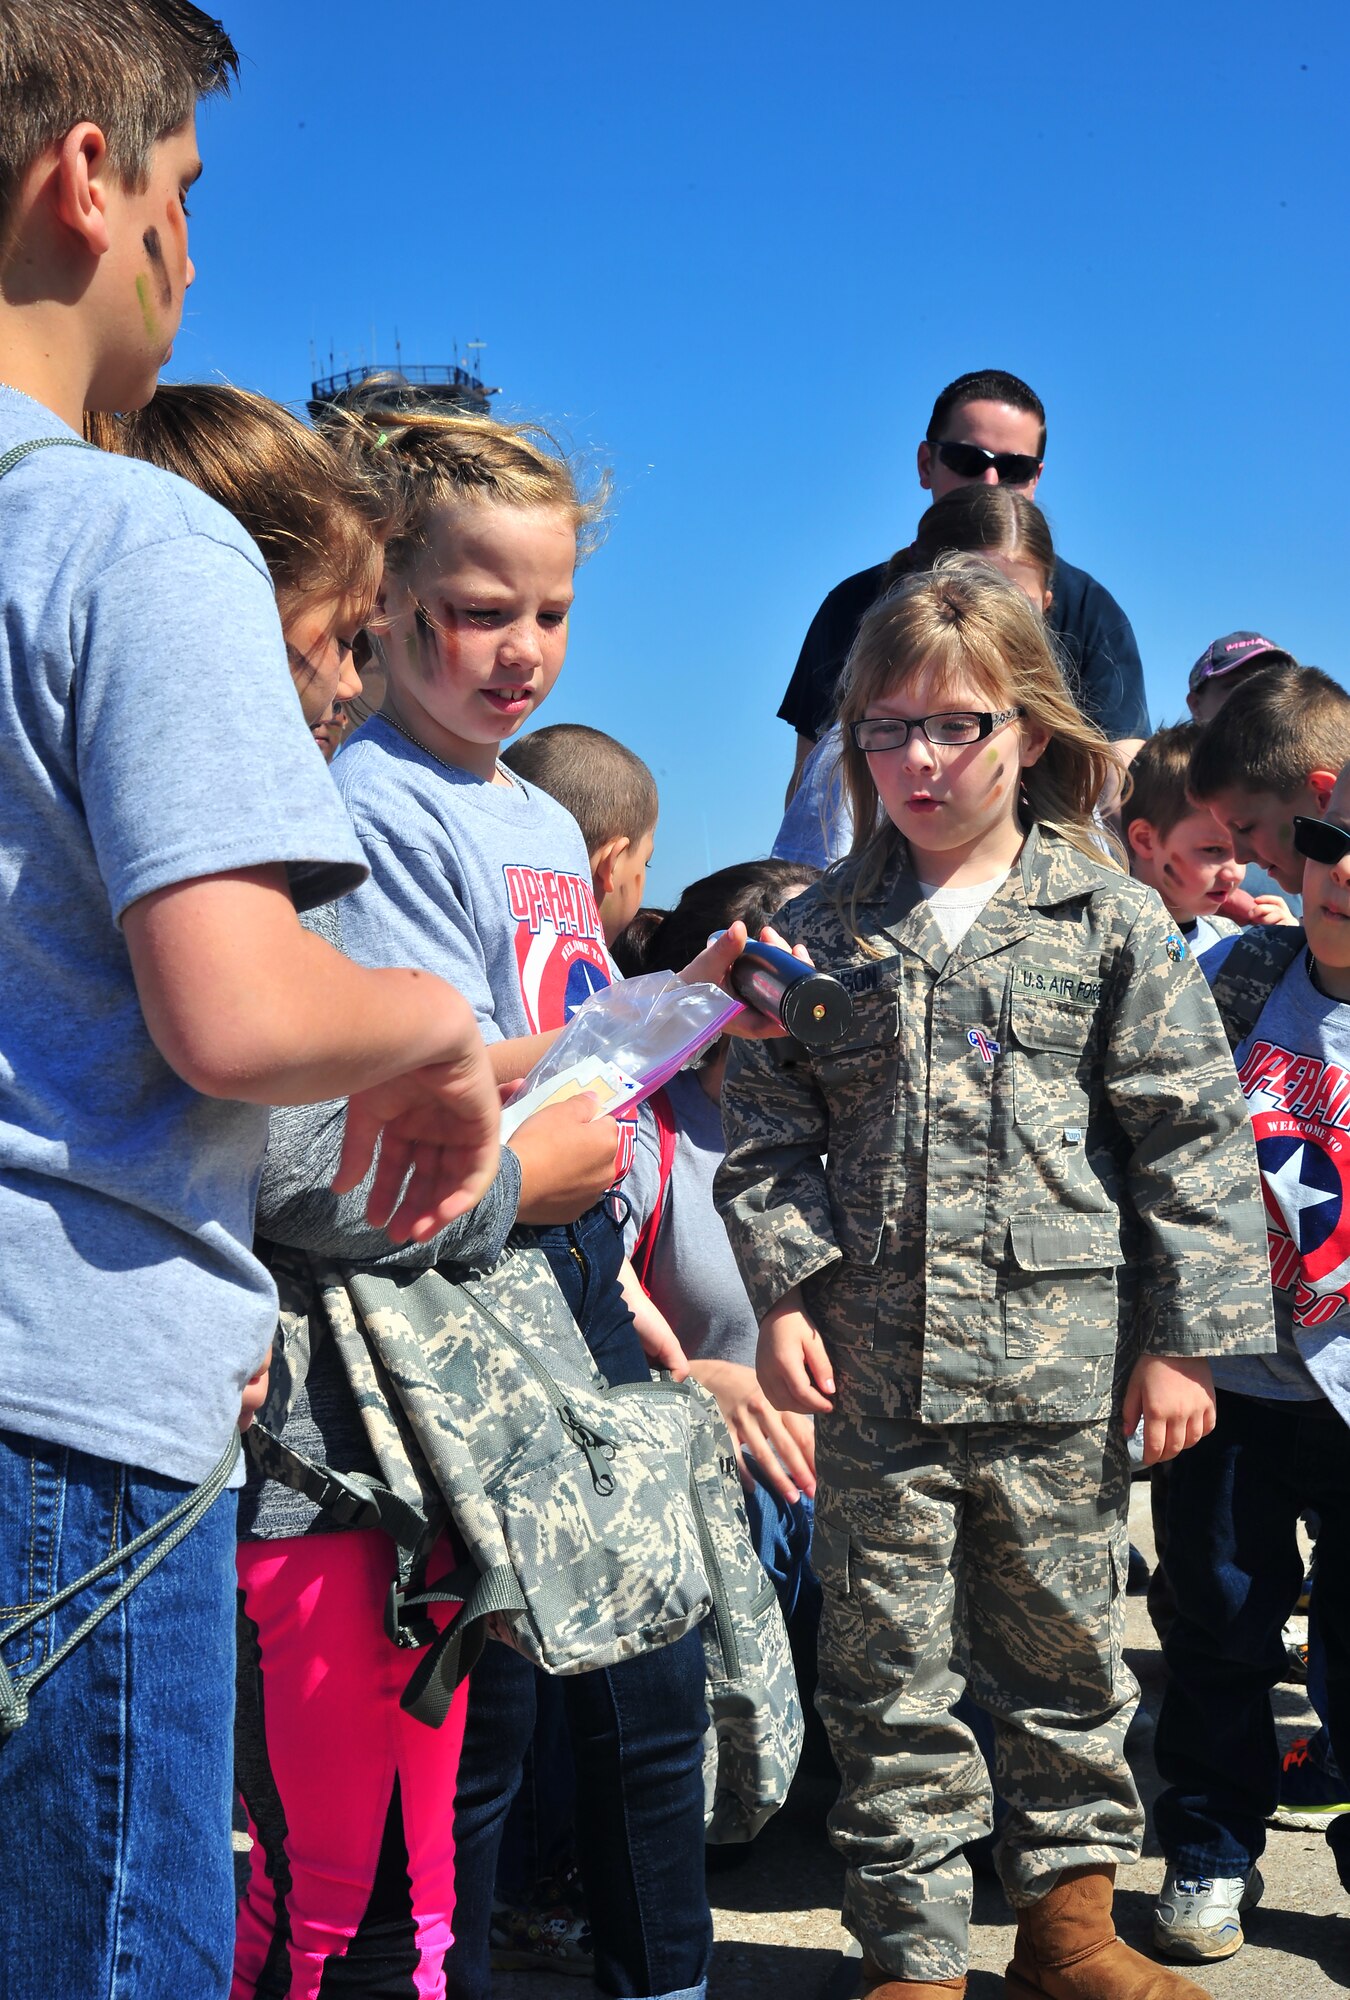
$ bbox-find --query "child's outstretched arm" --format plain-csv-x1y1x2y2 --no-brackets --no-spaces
1101,895,1275,1403
716,1023,839,1350
124,863,499,1240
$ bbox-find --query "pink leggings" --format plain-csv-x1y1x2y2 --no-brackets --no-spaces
233,1529,468,2000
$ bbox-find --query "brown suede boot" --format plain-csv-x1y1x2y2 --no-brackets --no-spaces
1005,1867,1208,1998
859,1958,966,1999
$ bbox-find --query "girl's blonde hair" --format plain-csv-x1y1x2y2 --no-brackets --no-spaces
329,397,609,582
90,385,386,630
833,553,1124,939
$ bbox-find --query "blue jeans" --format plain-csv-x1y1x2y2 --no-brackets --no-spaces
445,1203,711,2000
1155,1389,1350,1888
0,1429,238,1999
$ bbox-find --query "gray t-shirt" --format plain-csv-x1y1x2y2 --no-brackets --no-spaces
621,1071,761,1368
1200,934,1350,1422
0,388,368,1483
333,718,636,1172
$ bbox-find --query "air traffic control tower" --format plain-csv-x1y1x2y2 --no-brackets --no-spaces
308,357,498,424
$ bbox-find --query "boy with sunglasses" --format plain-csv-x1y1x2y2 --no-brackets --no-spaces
778,368,1149,801
1151,767,1350,1963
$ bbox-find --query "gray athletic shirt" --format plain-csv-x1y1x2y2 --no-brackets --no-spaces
0,388,367,1484
242,896,524,1538
1200,935,1350,1423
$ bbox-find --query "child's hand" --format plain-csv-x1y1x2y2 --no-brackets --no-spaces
509,1094,621,1224
688,1357,817,1504
757,1289,835,1415
337,1034,501,1242
616,1256,689,1379
1249,894,1298,927
1122,1353,1216,1465
680,921,815,1040
1216,888,1298,927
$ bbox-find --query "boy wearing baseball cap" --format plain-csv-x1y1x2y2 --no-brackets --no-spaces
1187,631,1297,725
1189,666,1350,896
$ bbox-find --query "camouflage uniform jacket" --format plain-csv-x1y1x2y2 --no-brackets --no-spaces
715,824,1275,1425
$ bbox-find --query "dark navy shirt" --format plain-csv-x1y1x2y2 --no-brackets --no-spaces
777,555,1150,742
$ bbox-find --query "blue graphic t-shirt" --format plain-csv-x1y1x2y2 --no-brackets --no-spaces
1200,935,1350,1422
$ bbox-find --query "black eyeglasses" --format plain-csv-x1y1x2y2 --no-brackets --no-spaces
850,708,1024,754
1293,815,1350,866
933,439,1042,486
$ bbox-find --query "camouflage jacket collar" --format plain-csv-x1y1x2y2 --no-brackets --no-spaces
870,824,1104,971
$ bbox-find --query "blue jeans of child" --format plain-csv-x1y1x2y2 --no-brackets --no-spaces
444,1201,711,2000
1155,1389,1350,1889
0,1429,238,2000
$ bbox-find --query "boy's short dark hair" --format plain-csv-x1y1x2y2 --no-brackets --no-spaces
926,370,1047,459
0,0,237,228
502,724,658,857
1122,723,1201,843
1189,664,1350,802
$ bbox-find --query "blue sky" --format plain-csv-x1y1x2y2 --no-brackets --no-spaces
181,1,1348,905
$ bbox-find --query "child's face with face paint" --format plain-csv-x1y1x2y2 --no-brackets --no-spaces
379,501,575,782
862,659,1049,887
1127,807,1244,925
88,116,200,413
283,597,365,759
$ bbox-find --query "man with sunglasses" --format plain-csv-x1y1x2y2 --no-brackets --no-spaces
779,368,1149,802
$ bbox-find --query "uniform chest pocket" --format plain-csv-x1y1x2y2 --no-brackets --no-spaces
1009,991,1099,1132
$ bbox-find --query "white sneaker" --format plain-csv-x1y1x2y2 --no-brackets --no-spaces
1152,1865,1263,1961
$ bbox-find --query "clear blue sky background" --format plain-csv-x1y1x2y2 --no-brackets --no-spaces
179,0,1348,906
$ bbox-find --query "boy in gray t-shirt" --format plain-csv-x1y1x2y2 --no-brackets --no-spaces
0,14,498,1990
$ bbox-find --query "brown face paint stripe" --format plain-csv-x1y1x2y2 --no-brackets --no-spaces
142,227,173,308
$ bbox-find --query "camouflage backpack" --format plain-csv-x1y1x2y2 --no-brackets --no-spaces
250,1244,803,1836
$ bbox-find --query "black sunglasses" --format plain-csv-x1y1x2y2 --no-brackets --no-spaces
933,439,1042,486
1293,815,1350,866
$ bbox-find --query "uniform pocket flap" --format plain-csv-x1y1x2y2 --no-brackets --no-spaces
1010,990,1098,1052
1007,1216,1120,1273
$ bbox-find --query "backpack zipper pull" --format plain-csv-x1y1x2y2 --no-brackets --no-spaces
560,1406,618,1496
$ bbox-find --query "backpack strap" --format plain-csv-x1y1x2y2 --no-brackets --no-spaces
245,1421,431,1545
631,1086,678,1290
243,1422,526,1727
0,436,94,480
1207,924,1307,1051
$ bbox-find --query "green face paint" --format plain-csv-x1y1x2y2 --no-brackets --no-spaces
134,274,158,339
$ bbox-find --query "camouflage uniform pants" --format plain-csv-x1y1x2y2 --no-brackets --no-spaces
812,1355,1142,1982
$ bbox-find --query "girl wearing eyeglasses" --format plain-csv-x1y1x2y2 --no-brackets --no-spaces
715,553,1275,2000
